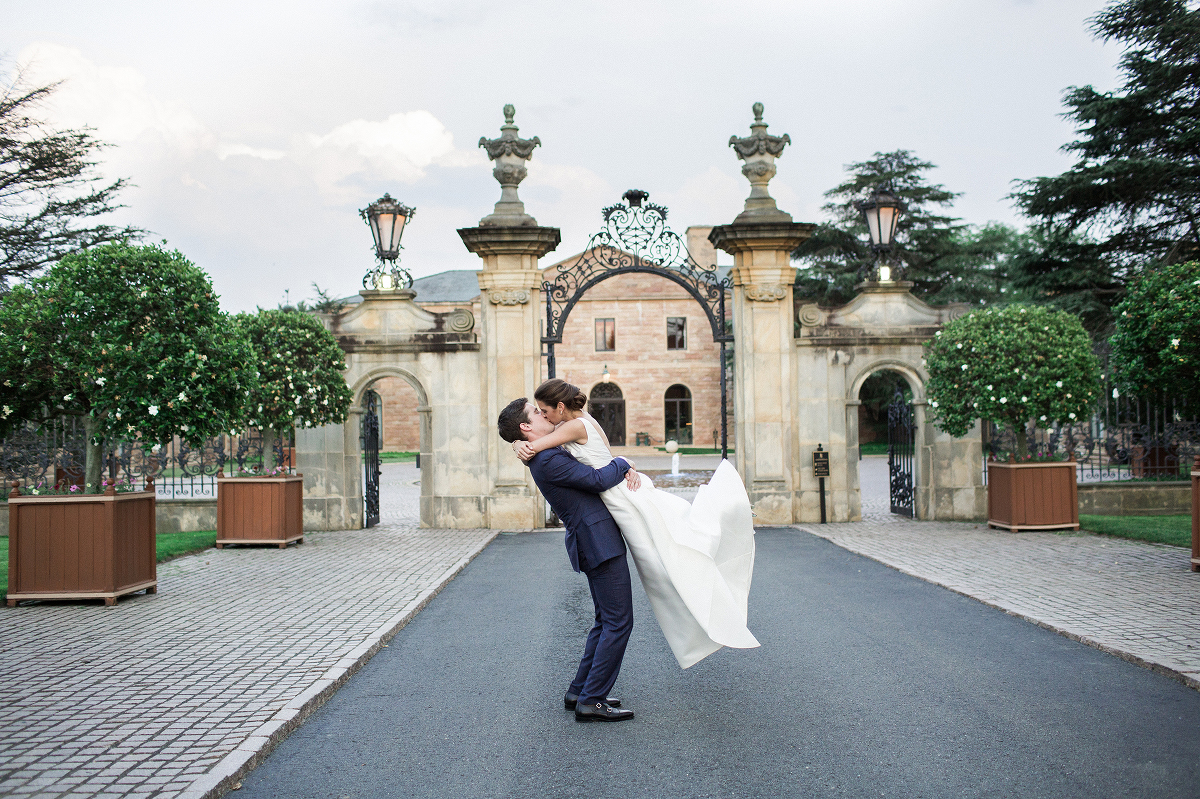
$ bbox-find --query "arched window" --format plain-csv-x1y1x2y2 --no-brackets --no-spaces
664,384,693,445
588,382,626,446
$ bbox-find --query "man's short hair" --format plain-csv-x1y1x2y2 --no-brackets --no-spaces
497,397,530,443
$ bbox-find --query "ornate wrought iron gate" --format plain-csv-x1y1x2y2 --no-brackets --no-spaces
887,390,915,517
542,190,733,458
362,389,381,528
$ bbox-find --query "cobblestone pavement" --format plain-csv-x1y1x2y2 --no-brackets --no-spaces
0,466,494,799
800,515,1200,688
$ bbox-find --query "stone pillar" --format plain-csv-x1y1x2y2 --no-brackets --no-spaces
296,413,363,531
459,106,560,529
709,104,813,524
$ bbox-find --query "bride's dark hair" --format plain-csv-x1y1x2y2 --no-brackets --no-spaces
534,379,587,412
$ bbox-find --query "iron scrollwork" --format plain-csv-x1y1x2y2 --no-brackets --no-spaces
542,189,734,458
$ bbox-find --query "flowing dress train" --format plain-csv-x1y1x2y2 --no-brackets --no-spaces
564,417,759,668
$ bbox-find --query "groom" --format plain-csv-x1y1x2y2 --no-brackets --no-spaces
497,397,637,723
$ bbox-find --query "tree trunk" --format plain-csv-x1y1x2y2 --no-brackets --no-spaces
261,426,278,471
83,414,104,493
1014,421,1028,459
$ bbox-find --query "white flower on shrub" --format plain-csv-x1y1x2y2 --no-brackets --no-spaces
1172,338,1180,348
178,392,187,402
930,400,939,408
1000,397,1007,403
1056,380,1063,388
986,385,993,391
1069,412,1076,419
961,364,968,370
148,405,159,416
1022,396,1028,402
0,405,9,418
1113,387,1120,399
63,394,72,401
95,377,106,386
1040,415,1048,421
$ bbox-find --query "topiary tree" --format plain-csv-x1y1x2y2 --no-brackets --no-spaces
0,242,255,492
1110,261,1200,407
924,304,1101,458
235,309,353,471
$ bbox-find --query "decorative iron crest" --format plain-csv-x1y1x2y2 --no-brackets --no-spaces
542,190,731,344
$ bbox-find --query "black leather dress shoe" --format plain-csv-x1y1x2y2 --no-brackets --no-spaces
564,692,621,710
574,701,634,723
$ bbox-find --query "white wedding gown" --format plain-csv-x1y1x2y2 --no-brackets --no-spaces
564,416,760,668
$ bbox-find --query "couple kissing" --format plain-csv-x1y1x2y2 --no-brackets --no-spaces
497,379,759,723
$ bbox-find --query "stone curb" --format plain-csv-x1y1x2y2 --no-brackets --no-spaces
173,530,500,799
794,524,1200,693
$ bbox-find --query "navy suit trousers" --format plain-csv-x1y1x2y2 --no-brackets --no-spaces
569,551,634,706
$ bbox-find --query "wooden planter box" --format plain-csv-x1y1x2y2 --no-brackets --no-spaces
7,488,157,606
216,475,304,549
987,461,1080,532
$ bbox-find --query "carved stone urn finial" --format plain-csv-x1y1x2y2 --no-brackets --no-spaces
728,102,792,223
478,104,541,226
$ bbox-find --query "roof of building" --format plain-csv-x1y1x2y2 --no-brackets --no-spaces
411,270,480,302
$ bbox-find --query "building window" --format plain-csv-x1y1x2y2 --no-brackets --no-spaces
664,384,693,445
595,318,615,351
667,317,686,350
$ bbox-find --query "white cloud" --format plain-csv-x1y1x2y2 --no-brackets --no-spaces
297,111,484,200
15,42,212,155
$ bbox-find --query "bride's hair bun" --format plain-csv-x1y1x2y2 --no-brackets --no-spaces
534,378,587,412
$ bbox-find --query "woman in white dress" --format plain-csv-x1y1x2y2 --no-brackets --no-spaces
514,379,759,668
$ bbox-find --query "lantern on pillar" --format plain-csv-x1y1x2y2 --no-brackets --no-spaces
854,186,906,282
360,193,415,290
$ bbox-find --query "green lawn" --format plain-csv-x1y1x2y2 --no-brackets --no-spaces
380,451,417,463
859,442,889,456
1078,514,1192,548
0,530,216,601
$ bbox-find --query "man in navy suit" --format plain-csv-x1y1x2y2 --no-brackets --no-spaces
498,397,638,723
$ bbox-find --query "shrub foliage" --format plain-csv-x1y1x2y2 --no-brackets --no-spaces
1110,261,1200,406
924,305,1101,456
0,242,253,490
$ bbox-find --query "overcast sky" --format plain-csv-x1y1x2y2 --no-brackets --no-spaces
3,1,1121,312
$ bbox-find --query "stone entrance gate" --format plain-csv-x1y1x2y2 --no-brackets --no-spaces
301,104,986,530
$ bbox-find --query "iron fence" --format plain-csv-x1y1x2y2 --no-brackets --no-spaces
983,382,1198,483
0,417,294,500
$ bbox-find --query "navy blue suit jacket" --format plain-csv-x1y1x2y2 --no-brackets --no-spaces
527,448,630,573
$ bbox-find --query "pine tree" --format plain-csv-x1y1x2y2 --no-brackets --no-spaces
1013,0,1200,271
794,150,1015,307
0,75,141,286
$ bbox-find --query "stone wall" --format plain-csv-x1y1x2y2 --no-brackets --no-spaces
373,375,421,452
1077,481,1192,516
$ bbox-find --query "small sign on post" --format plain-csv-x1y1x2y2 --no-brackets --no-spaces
813,448,830,478
813,444,829,523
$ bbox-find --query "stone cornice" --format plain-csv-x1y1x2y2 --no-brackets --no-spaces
708,221,816,254
458,226,561,258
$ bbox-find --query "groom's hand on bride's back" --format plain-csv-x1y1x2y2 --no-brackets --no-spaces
624,467,641,491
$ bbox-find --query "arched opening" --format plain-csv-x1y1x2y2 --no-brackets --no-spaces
352,369,430,528
857,370,915,518
664,384,693,445
588,382,626,446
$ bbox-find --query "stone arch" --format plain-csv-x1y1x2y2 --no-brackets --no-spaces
349,366,433,522
847,359,927,404
845,361,928,521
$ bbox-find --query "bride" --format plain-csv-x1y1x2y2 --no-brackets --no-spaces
514,378,759,668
